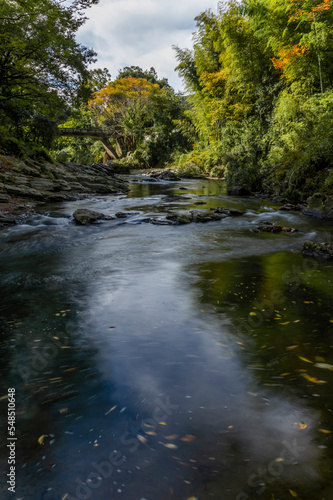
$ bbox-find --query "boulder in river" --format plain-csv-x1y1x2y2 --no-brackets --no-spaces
302,241,333,260
252,224,298,233
149,169,181,181
73,209,104,225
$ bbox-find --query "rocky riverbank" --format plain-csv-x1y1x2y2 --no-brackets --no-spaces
0,156,129,225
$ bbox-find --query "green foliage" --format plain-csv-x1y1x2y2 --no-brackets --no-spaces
0,0,99,158
174,0,333,194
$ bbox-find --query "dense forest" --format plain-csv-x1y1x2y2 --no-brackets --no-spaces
1,0,333,199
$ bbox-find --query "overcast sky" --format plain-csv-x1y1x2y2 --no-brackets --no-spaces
77,0,218,92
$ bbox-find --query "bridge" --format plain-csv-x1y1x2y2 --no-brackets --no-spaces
57,127,120,161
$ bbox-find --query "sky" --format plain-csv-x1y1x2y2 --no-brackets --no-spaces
77,0,218,92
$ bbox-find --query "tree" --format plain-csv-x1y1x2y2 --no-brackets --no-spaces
88,74,191,166
0,0,99,155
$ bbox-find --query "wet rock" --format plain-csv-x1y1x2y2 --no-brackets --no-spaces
73,209,104,225
211,207,244,216
253,224,298,233
279,203,302,211
150,169,181,181
302,241,333,260
0,194,11,203
166,213,193,225
190,210,224,223
227,186,251,196
115,212,128,218
194,201,207,205
162,194,190,202
0,213,17,226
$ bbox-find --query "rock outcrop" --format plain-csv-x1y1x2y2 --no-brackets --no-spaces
302,193,333,220
302,241,333,260
0,156,129,225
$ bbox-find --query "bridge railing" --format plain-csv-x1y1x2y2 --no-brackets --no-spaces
57,127,113,136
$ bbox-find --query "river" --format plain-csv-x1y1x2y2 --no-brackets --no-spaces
0,175,333,500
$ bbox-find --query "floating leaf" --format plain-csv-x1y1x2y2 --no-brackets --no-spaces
298,356,313,363
275,457,284,462
181,434,196,442
137,435,147,444
301,373,327,384
143,423,153,428
286,345,298,351
105,405,117,415
58,408,68,414
0,395,8,401
289,490,298,497
280,373,291,376
165,434,179,440
295,422,307,429
280,321,291,325
293,320,301,323
330,320,333,324
319,429,331,434
38,435,45,445
64,367,77,372
145,431,157,436
163,443,178,449
314,362,333,371
62,495,69,500
249,312,257,316
304,301,311,304
158,421,167,425
187,497,198,500
49,377,62,381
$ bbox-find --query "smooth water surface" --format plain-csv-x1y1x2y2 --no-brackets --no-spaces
0,175,333,500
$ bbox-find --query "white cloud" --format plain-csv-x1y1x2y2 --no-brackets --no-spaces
77,0,218,91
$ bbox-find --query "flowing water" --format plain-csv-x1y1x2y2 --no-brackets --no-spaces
0,175,333,500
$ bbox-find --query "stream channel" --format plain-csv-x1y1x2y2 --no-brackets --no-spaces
0,174,333,500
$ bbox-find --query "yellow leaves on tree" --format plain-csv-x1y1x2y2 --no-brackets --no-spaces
289,0,333,22
271,44,308,78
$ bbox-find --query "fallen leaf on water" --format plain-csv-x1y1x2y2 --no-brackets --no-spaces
105,405,117,415
145,431,157,436
93,443,99,447
49,377,62,381
293,320,301,323
137,435,147,444
280,373,291,376
164,434,179,440
0,395,8,401
295,369,307,373
286,345,298,350
330,320,333,324
236,342,244,345
181,434,196,442
275,457,284,462
143,423,153,428
64,367,77,372
280,321,291,325
163,443,178,449
304,301,311,304
314,362,333,371
187,497,198,500
301,373,327,384
53,336,59,340
298,356,313,363
158,421,167,425
295,422,307,429
289,490,298,497
62,495,69,500
319,429,331,434
38,435,45,445
58,408,68,414
249,312,257,316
